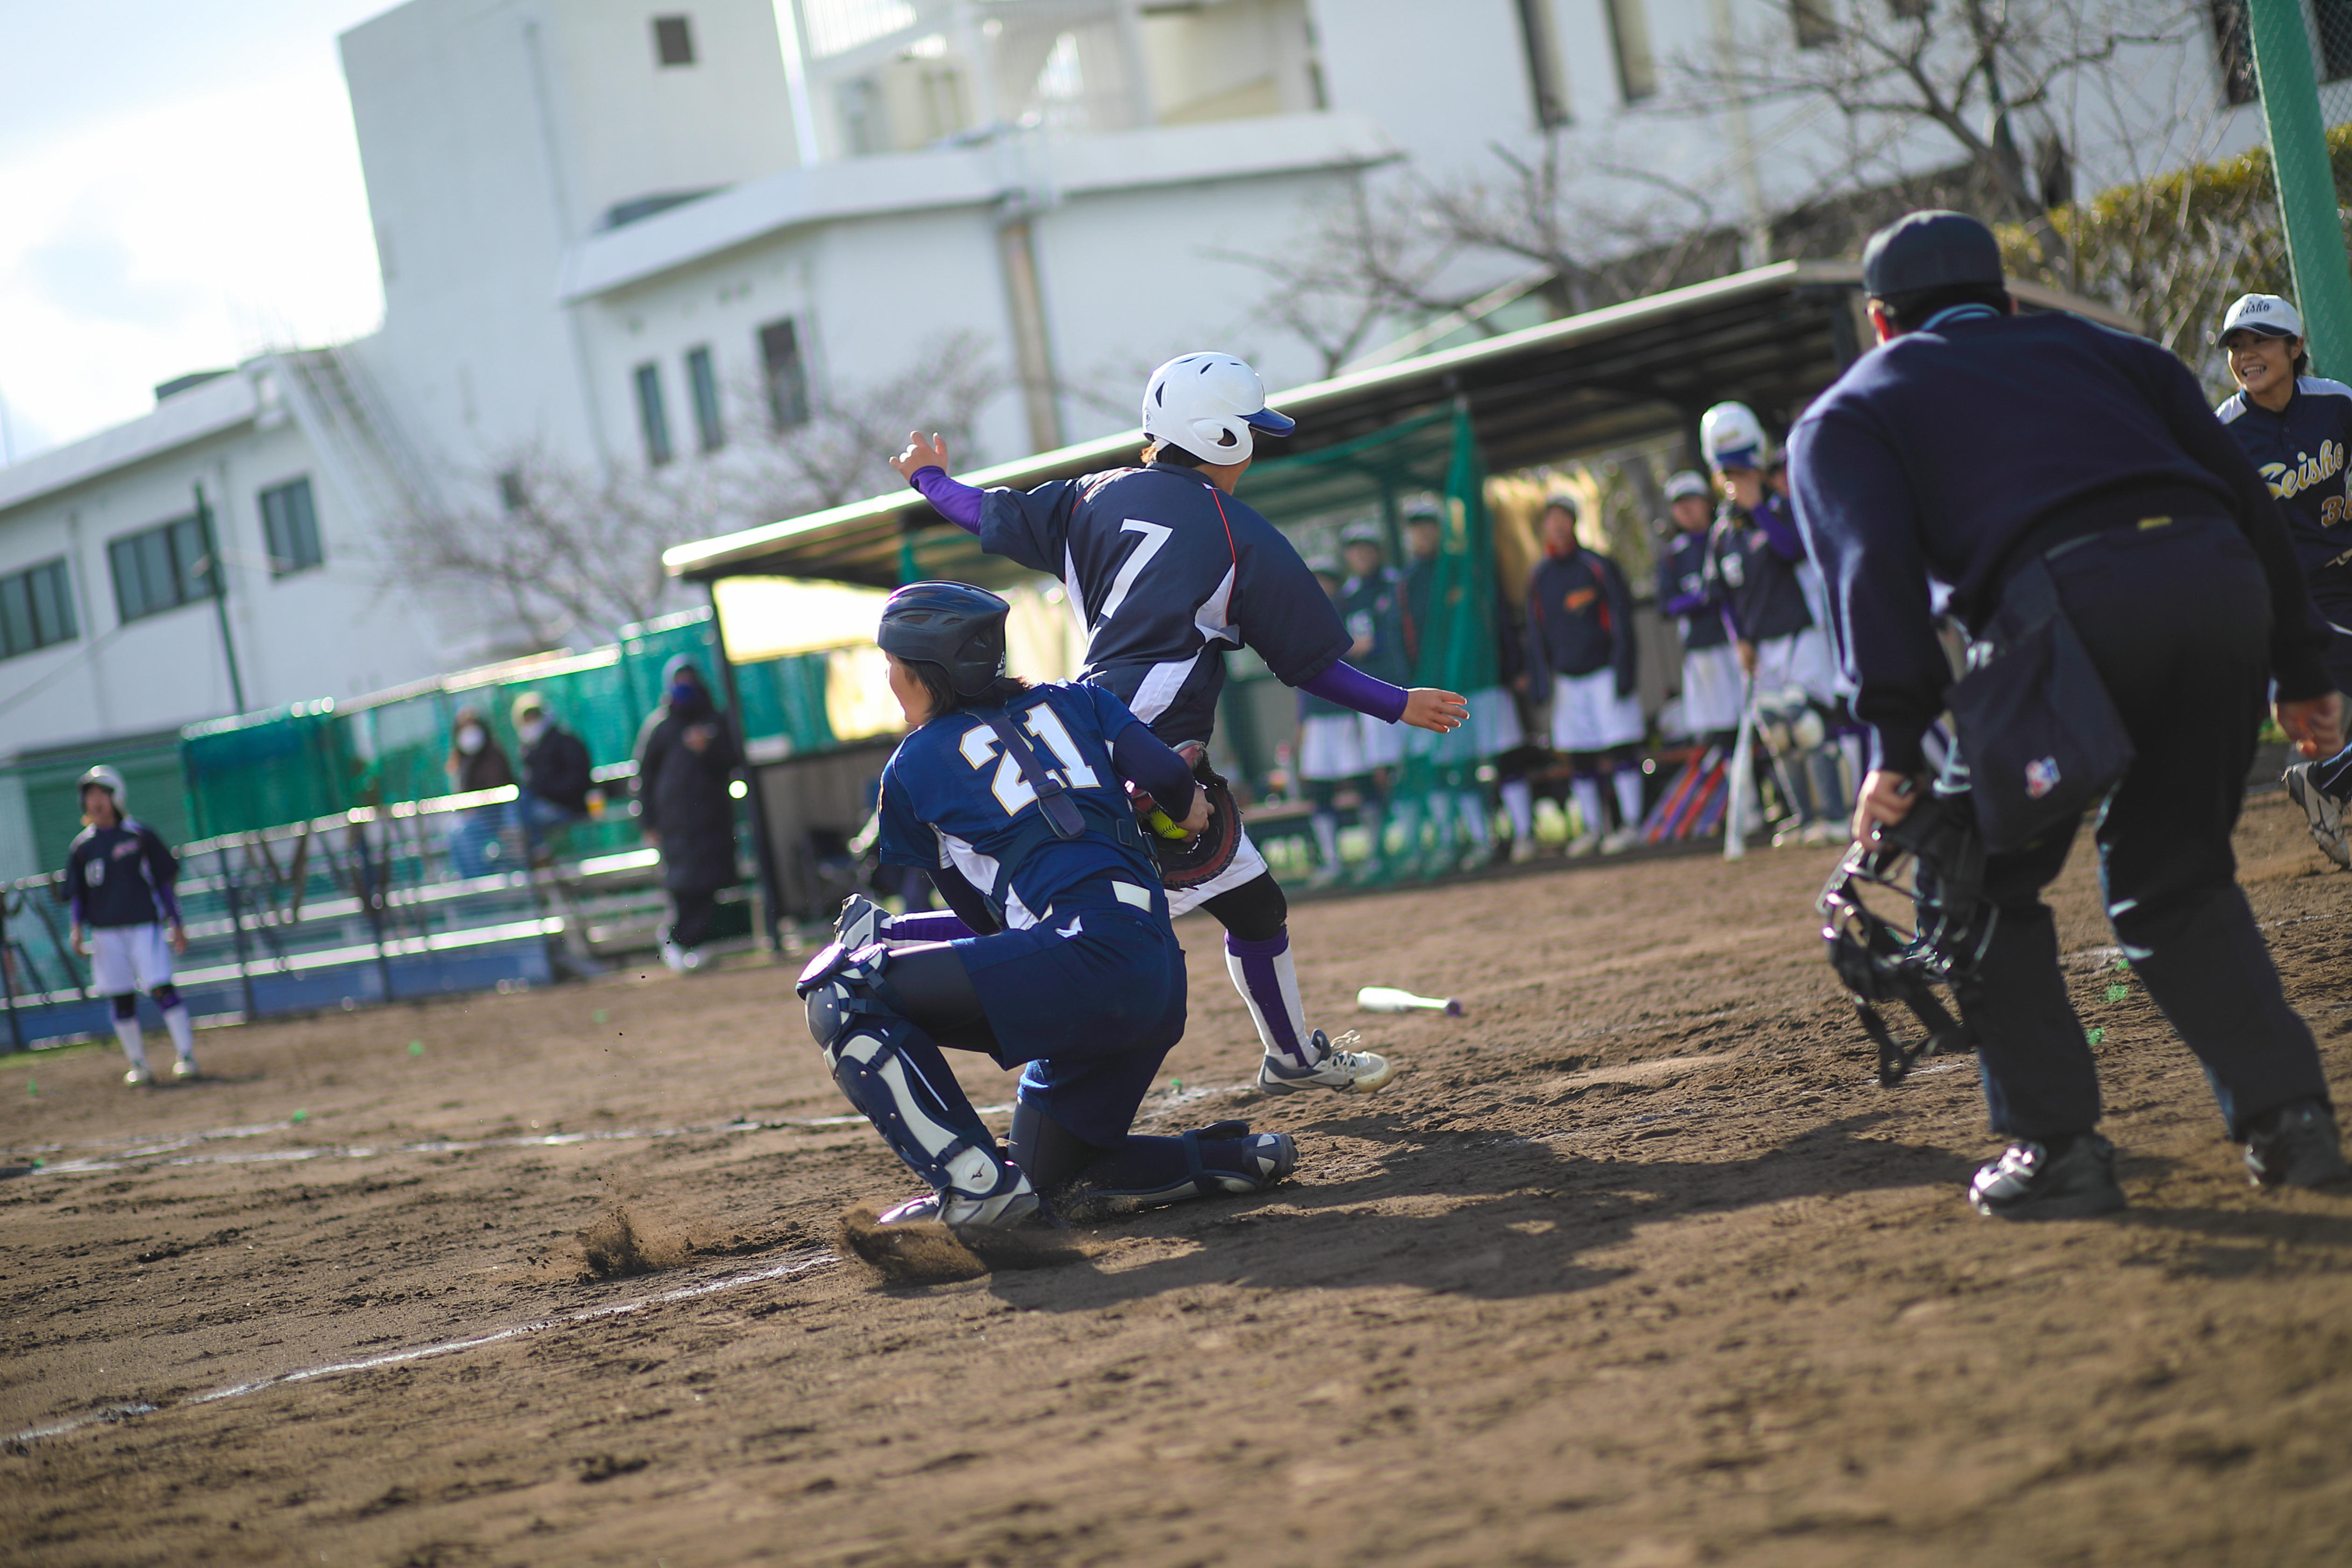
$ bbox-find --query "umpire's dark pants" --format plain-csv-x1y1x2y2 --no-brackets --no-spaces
1955,515,2331,1141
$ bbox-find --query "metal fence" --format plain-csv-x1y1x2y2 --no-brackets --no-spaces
0,787,737,1052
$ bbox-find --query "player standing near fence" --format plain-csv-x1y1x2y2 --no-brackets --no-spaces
63,766,198,1086
887,353,1466,1095
1522,494,1645,854
2209,292,2352,868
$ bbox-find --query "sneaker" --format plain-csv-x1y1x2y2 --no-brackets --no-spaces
172,1057,199,1080
1967,1134,2126,1220
1599,826,1640,855
1508,838,1539,865
835,893,892,949
2284,762,2351,870
876,1176,1041,1234
1800,819,1843,846
679,945,706,973
659,938,688,974
1564,833,1600,858
1771,819,1811,849
123,1063,154,1087
1258,1029,1396,1096
2244,1099,2350,1189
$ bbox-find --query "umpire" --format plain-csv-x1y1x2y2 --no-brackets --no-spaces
1789,210,2348,1219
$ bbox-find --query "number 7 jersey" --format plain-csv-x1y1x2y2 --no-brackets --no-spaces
978,462,1352,745
876,682,1163,930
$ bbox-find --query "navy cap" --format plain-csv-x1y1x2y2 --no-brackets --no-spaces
1861,210,2005,297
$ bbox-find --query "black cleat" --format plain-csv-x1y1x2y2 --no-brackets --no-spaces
1967,1134,2126,1220
2284,762,2351,870
2243,1099,2350,1189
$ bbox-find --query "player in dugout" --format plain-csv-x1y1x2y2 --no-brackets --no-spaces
1522,493,1646,854
884,354,1467,1097
800,583,1296,1234
1791,209,2347,1216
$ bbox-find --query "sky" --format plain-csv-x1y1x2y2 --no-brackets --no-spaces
0,0,395,463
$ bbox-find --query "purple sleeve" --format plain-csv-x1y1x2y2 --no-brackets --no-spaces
909,467,984,534
1298,660,1408,724
1754,495,1806,563
891,910,981,943
1110,723,1198,819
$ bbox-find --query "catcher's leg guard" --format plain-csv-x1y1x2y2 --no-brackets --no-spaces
1009,1101,1296,1216
799,944,1034,1227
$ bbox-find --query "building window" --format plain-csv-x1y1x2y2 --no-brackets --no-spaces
1792,0,1838,49
2205,1,2257,104
686,345,725,452
1606,0,1656,103
634,362,674,467
653,14,695,67
108,514,214,624
497,467,529,513
259,476,323,577
1512,0,1570,128
760,319,812,431
0,558,77,660
1887,0,1928,15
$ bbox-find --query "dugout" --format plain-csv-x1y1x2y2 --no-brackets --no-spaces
663,259,2138,938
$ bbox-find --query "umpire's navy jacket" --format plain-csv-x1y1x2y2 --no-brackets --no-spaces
1788,306,2329,774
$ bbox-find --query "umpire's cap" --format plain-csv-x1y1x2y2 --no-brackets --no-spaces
878,581,1011,697
1862,210,2005,298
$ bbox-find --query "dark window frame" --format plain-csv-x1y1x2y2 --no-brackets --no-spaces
1512,0,1572,129
759,319,812,431
108,514,214,624
635,362,674,467
1604,0,1657,104
653,14,696,67
1792,0,1839,49
686,344,725,453
2208,0,2258,104
258,475,324,578
0,556,78,661
2316,0,2352,83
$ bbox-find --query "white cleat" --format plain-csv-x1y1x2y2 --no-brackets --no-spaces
172,1057,200,1080
2285,762,2351,870
876,1178,1042,1235
835,893,893,949
1508,838,1539,864
1598,826,1641,855
1564,833,1600,858
1258,1029,1396,1096
124,1064,154,1087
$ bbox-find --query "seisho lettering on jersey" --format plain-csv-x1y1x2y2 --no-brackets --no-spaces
2258,440,2348,522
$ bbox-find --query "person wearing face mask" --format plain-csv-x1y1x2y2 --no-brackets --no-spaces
445,705,518,879
633,657,744,973
512,692,595,854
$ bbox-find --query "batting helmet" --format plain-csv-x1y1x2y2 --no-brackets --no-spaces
1142,352,1295,467
1700,402,1771,473
877,581,1011,697
1663,469,1710,503
1816,791,1994,1086
79,765,127,807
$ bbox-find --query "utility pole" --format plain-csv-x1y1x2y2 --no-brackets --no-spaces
193,481,248,714
2248,0,2352,377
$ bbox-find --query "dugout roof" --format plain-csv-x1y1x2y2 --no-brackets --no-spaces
663,259,2138,590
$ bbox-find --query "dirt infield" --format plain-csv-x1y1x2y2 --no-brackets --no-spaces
6,792,2351,1568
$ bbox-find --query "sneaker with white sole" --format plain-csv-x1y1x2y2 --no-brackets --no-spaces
2284,762,2351,870
1967,1134,2126,1220
1599,826,1640,854
875,1174,1042,1234
2243,1098,2350,1189
172,1057,199,1080
834,893,892,949
660,938,688,974
1258,1029,1396,1095
124,1064,154,1087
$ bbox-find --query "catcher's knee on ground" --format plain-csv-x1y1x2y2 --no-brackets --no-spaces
798,943,1016,1203
1009,1099,1295,1215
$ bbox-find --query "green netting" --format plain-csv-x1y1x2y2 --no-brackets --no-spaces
9,732,190,876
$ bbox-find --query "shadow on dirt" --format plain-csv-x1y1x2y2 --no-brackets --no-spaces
983,1112,1980,1309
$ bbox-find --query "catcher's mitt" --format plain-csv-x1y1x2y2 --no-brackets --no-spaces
1134,745,1243,892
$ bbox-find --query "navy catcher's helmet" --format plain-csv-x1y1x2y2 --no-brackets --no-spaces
878,581,1011,697
1816,791,1995,1086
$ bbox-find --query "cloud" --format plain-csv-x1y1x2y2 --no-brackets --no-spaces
0,56,384,459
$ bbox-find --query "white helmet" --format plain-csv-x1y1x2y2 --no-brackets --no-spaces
1700,401,1771,473
1142,352,1295,466
1663,469,1710,503
80,764,126,807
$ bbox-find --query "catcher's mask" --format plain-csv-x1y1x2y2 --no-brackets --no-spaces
1816,791,1996,1087
1135,744,1242,892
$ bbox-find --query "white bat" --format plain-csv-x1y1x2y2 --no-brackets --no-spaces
1724,671,1757,861
1357,986,1464,1016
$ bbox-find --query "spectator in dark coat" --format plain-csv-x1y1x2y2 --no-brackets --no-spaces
634,656,742,972
446,704,518,879
512,691,595,857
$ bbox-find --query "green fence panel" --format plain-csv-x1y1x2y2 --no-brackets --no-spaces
17,732,190,871
180,705,352,838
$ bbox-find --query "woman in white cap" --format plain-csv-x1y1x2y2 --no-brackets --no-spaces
2213,292,2352,867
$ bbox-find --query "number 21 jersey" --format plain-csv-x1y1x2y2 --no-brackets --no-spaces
978,462,1351,746
876,682,1161,929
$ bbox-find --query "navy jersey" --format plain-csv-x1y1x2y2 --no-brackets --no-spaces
64,819,180,928
979,463,1351,744
1341,566,1412,687
1655,529,1729,650
2215,377,2352,581
1525,548,1637,690
877,682,1160,930
1707,497,1814,644
1789,304,2327,773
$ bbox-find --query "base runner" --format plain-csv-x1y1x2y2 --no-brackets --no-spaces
64,766,198,1086
888,353,1467,1094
